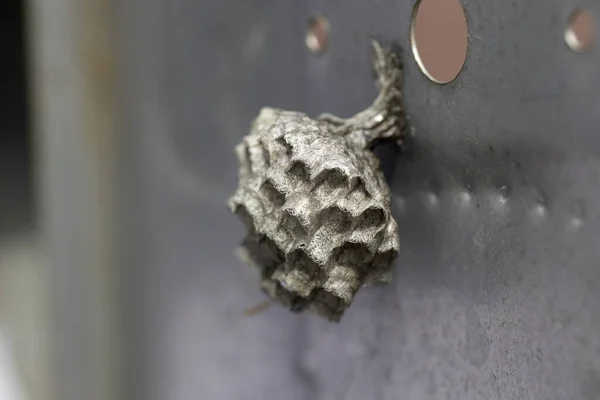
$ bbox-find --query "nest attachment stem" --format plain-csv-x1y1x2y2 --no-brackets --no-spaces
318,40,405,149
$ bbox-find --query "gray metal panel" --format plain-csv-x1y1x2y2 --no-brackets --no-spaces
37,0,600,398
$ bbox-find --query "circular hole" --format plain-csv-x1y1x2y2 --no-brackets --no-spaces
565,9,595,53
306,14,330,54
410,0,468,84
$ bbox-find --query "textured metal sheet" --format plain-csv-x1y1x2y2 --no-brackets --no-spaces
41,0,600,399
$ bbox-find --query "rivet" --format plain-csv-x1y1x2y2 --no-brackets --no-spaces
569,217,584,230
496,185,509,205
394,196,406,212
427,192,439,206
532,204,547,218
459,190,472,204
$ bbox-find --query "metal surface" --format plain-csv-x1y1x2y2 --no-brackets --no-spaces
33,0,600,399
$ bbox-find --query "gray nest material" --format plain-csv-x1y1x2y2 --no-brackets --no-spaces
228,41,405,321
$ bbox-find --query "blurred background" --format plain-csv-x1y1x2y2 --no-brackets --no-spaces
0,0,46,399
0,0,598,399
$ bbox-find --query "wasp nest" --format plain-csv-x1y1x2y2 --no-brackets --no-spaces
229,41,405,321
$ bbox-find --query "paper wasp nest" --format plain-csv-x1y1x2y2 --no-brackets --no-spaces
229,42,405,321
